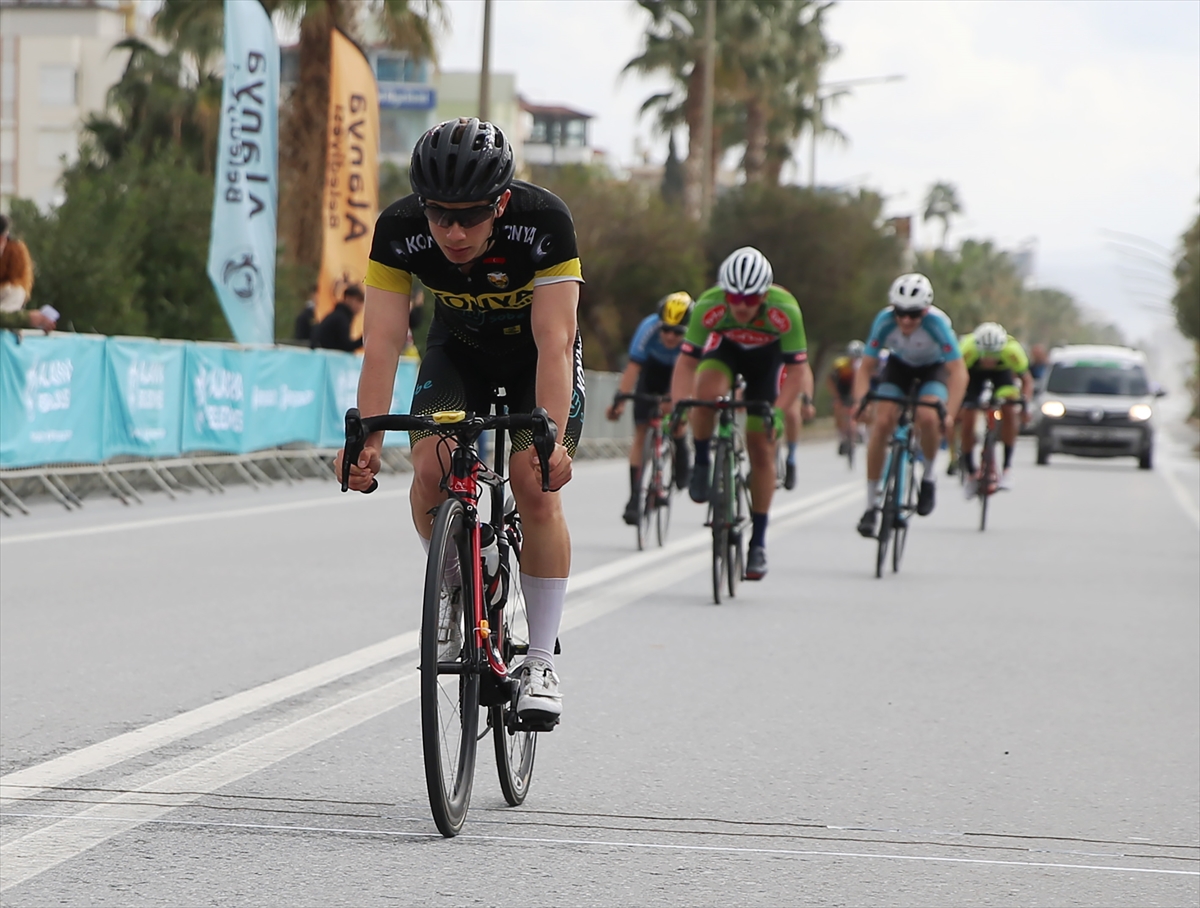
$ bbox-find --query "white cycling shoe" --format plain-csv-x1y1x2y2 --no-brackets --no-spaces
516,658,562,720
998,469,1014,490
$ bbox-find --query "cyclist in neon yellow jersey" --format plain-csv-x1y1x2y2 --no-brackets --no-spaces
670,247,813,580
958,322,1032,493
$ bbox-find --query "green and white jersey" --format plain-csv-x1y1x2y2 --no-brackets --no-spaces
680,284,808,364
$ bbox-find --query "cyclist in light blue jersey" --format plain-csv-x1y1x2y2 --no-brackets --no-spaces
852,273,968,538
607,292,694,524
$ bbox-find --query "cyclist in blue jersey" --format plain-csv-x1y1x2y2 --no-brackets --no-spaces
607,292,694,524
852,273,968,538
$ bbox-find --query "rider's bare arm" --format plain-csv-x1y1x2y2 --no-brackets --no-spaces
669,351,700,407
531,280,580,484
944,358,969,421
607,360,642,419
776,362,809,412
852,355,878,406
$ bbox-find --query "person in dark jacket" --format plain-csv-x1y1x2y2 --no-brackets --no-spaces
293,284,318,342
311,284,365,351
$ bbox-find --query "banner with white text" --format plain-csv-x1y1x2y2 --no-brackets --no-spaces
315,28,380,326
207,0,280,345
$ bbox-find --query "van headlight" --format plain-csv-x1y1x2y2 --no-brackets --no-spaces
1129,404,1152,421
1041,400,1066,418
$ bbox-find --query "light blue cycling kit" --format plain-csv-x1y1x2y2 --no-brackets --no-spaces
629,314,683,368
865,305,962,401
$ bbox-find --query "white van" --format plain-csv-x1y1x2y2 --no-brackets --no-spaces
1034,345,1162,469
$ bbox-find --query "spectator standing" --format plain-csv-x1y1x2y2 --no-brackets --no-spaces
311,283,365,352
1029,343,1050,382
293,283,318,342
0,214,35,314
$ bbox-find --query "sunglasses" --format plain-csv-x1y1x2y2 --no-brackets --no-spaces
422,200,499,229
893,308,927,320
660,325,686,336
725,292,763,307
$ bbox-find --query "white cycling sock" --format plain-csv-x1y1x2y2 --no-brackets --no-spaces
521,574,567,669
866,480,881,508
923,454,937,484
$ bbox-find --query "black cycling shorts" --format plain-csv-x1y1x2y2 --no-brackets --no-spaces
876,357,950,402
633,360,673,425
962,368,1016,408
694,336,784,407
409,330,585,456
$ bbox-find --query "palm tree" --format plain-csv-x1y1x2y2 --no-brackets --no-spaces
923,181,962,249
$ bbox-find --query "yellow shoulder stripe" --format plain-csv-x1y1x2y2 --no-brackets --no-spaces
534,257,584,283
365,260,413,296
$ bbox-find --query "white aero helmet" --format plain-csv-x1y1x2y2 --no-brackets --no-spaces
718,246,773,296
888,272,934,311
974,322,1007,353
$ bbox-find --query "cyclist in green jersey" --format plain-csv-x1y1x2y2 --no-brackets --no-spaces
669,247,813,580
958,322,1032,492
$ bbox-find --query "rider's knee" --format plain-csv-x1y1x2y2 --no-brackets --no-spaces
509,450,561,522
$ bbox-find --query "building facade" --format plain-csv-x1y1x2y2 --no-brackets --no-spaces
0,0,131,211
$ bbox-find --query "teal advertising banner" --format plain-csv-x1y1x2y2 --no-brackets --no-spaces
183,344,250,454
316,349,363,449
103,338,186,458
207,0,279,345
243,347,325,451
0,333,106,467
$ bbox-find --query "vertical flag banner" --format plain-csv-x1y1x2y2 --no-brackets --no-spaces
208,0,280,345
315,29,380,323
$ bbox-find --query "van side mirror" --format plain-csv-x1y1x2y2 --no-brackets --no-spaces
1155,387,1167,398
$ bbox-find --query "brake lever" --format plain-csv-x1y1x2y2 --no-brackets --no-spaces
342,408,378,494
530,406,559,493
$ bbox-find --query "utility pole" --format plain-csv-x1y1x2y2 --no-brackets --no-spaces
479,0,492,121
808,74,904,188
699,0,716,221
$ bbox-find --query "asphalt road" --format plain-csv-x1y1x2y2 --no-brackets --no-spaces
2,435,1197,907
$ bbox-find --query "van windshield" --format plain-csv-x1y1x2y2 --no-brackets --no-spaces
1046,363,1148,396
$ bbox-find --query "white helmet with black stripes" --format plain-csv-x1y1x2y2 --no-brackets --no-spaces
888,273,934,311
718,246,774,296
973,322,1007,353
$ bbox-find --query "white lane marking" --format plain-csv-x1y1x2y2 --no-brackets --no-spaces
0,487,864,887
0,673,420,892
0,489,410,546
1158,459,1200,529
1,482,856,802
1,814,1194,878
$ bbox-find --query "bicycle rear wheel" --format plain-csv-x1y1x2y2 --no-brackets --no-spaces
710,442,729,604
846,430,856,470
493,506,536,806
892,450,917,573
655,434,673,546
421,498,480,837
636,430,656,550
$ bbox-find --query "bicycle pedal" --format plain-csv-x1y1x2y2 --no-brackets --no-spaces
505,712,560,734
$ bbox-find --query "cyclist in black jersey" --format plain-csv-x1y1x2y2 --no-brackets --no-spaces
335,118,582,725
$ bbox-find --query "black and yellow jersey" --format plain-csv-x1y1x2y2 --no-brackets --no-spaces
365,180,583,353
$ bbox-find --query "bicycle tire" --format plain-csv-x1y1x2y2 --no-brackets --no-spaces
710,441,729,604
728,467,748,598
979,431,995,532
892,448,917,573
847,430,856,470
636,429,656,551
421,497,480,837
875,447,900,579
655,432,673,547
492,507,537,806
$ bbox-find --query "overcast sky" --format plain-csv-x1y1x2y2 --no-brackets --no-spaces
437,0,1200,342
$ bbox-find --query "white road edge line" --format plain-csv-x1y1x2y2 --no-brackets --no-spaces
0,488,861,889
0,488,411,546
0,484,858,799
1,814,1195,878
1158,458,1200,529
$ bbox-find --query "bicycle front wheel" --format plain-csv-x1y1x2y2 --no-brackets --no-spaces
493,509,536,806
655,433,673,546
421,498,481,837
979,434,995,532
728,466,748,597
710,442,730,604
636,429,656,551
876,449,899,579
892,451,917,573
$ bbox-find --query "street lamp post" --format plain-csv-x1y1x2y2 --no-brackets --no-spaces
479,0,493,121
808,74,904,188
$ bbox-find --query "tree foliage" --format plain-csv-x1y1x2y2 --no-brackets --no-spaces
916,242,1121,347
1173,210,1199,342
922,181,962,249
531,166,707,370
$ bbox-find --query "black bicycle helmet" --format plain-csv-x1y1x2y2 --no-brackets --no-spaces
409,117,515,204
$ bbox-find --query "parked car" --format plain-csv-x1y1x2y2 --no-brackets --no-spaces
1034,345,1163,469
